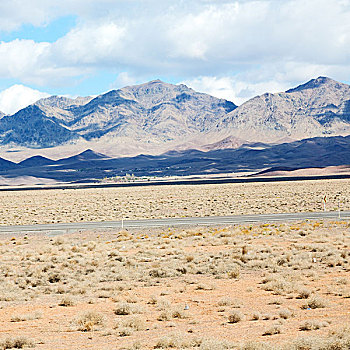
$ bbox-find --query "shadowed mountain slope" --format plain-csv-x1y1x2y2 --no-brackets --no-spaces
0,135,349,182
18,155,56,167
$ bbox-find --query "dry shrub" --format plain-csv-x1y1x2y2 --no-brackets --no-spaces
251,312,261,321
301,295,328,309
299,320,327,331
59,296,75,307
115,302,132,315
228,266,240,279
154,333,200,349
117,327,133,337
115,302,144,315
118,316,146,331
198,338,234,349
0,337,34,349
157,311,171,321
228,310,243,323
296,287,312,299
241,342,275,350
75,311,104,331
217,297,233,307
10,312,42,322
279,309,292,319
262,325,281,336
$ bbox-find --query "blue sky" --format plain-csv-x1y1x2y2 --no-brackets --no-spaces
0,0,350,114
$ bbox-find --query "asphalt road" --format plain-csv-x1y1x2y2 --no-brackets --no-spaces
0,210,349,235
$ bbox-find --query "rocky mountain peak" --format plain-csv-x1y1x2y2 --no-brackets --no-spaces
285,76,345,93
219,76,350,143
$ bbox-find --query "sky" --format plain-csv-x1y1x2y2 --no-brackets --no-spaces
0,0,350,114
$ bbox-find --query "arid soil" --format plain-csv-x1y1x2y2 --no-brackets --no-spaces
0,220,349,349
0,179,349,226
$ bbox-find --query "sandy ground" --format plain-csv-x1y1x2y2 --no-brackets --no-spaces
0,179,349,226
0,220,349,349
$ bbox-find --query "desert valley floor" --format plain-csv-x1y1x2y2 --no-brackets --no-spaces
0,179,349,226
0,179,349,349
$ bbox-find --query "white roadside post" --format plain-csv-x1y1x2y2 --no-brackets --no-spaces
338,198,341,219
122,216,124,229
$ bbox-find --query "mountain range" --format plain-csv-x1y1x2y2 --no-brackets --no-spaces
0,80,236,150
0,76,350,183
1,76,350,157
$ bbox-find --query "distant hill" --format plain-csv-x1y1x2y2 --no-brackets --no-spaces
18,155,56,167
200,136,248,151
56,149,109,165
0,135,349,182
0,157,17,170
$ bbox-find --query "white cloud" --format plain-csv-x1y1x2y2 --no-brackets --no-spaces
0,85,50,115
182,76,289,105
51,21,126,66
182,59,350,105
0,0,349,94
112,72,138,89
0,40,49,78
0,0,117,31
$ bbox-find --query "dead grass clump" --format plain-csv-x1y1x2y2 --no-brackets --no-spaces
59,296,75,307
157,311,171,321
262,325,281,336
154,333,199,349
217,297,233,307
10,312,42,322
228,310,243,323
227,266,240,279
75,311,104,332
301,295,328,309
278,309,292,319
119,316,146,331
0,337,34,349
251,312,261,321
114,302,144,316
114,302,133,315
299,320,327,331
198,338,234,349
241,342,275,350
296,287,312,299
171,308,186,319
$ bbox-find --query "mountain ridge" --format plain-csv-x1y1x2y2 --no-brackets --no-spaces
0,77,350,160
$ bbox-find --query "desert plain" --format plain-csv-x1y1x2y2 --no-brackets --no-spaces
0,179,349,226
0,179,349,349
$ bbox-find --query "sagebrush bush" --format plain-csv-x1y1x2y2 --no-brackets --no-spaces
75,311,104,331
228,310,243,323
